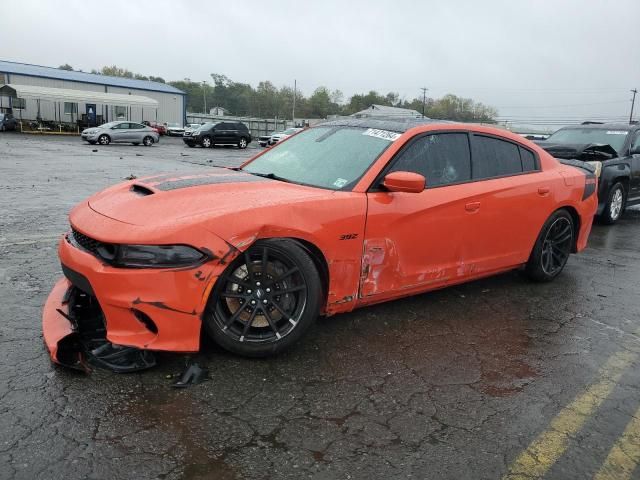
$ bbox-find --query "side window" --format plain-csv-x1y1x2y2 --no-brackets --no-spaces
632,132,640,151
519,146,538,172
472,135,522,179
389,133,471,188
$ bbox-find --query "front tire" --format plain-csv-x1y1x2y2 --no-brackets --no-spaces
525,209,574,282
600,182,625,225
98,134,110,145
143,136,154,146
205,239,322,357
201,136,212,148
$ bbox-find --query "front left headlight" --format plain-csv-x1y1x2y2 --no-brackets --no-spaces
98,244,209,268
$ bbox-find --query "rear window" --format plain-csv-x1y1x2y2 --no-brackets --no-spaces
472,135,522,179
520,147,537,172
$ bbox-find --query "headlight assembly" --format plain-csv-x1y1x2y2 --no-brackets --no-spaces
81,239,209,268
112,244,208,268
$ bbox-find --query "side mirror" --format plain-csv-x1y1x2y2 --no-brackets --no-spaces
630,146,640,155
382,171,425,193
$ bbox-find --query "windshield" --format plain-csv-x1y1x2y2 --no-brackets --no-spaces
283,128,300,135
243,126,396,190
546,128,630,152
99,122,118,128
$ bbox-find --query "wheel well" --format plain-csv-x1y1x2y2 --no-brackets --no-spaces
287,238,329,306
558,206,580,253
612,176,630,197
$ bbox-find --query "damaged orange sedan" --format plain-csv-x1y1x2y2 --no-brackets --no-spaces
43,119,598,371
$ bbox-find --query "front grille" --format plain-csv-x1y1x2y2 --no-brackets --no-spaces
71,228,106,256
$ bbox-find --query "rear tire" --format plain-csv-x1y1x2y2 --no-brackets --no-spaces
98,134,110,145
205,239,322,357
238,137,248,149
600,182,625,225
143,136,154,146
525,209,574,282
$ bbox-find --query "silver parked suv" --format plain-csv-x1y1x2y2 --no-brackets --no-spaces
81,121,160,146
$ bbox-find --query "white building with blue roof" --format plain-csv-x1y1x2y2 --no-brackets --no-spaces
0,60,186,127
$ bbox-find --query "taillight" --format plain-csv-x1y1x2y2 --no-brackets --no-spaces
583,173,597,200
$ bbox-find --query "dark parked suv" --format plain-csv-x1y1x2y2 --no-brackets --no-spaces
183,121,251,149
536,123,640,224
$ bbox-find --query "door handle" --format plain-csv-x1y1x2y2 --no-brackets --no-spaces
538,186,550,196
465,201,480,212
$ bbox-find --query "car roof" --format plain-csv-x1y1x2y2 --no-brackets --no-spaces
318,117,448,133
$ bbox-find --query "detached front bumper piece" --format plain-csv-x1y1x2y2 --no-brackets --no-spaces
43,277,156,373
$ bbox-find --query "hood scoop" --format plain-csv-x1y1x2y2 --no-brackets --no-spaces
130,184,155,196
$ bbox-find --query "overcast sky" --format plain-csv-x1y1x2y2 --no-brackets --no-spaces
3,0,640,128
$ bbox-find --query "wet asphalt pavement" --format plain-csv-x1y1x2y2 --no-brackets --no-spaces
1,133,640,480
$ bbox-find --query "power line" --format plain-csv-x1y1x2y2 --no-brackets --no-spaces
495,100,629,109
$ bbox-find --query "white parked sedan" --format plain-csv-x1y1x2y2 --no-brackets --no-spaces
81,121,160,146
270,127,304,145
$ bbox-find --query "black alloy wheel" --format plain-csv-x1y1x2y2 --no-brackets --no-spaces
206,239,322,357
525,209,574,282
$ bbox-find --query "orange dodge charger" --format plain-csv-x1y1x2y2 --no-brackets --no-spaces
43,119,598,371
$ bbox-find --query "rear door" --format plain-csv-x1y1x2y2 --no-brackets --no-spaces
128,122,147,143
361,132,478,298
465,133,554,271
214,122,232,144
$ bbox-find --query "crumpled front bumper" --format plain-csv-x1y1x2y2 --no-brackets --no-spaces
42,277,157,372
43,229,237,371
42,277,78,367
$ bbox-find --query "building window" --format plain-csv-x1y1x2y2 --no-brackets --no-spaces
64,102,78,115
114,106,127,119
12,98,26,109
0,74,6,84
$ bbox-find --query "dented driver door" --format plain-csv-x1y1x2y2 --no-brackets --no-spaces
360,184,478,299
359,131,479,300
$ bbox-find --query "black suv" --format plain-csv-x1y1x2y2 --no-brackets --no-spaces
183,122,251,149
536,123,640,224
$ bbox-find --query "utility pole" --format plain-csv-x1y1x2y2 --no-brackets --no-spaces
202,81,207,114
630,88,638,124
420,87,428,118
292,79,297,127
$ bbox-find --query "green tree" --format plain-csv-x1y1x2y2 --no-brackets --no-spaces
58,64,74,71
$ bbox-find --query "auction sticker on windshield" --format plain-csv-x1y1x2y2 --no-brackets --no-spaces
606,131,628,135
363,128,401,142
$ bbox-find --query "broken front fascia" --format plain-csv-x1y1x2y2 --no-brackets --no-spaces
42,228,242,371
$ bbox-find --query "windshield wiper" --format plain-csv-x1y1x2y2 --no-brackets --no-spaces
245,171,293,183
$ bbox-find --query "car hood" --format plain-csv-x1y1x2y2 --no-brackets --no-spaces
534,141,619,160
87,168,330,227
